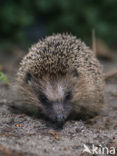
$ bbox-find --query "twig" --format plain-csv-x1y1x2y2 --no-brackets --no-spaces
92,29,96,54
104,69,117,80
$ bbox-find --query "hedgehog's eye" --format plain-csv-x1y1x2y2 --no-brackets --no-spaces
73,69,78,77
65,91,71,101
26,72,33,84
38,93,49,105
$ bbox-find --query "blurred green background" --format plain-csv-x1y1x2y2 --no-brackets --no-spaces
0,0,117,51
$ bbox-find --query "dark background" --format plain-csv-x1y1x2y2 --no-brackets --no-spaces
0,0,117,51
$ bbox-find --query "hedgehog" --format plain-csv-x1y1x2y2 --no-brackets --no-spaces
12,34,105,124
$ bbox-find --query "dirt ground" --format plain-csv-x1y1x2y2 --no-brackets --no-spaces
0,50,117,156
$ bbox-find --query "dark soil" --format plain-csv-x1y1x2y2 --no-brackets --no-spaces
0,50,117,156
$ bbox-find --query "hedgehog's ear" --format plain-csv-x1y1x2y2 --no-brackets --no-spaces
25,72,33,84
72,69,78,77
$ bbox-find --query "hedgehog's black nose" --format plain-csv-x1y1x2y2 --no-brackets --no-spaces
56,114,65,123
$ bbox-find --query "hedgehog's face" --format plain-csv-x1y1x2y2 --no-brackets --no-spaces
38,84,72,124
25,69,78,124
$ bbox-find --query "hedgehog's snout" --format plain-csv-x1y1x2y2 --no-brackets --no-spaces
53,102,65,123
51,101,72,124
56,114,65,123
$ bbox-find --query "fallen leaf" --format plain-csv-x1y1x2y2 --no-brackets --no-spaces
15,124,21,128
49,130,60,140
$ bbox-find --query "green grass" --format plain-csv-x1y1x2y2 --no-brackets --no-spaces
0,72,9,83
